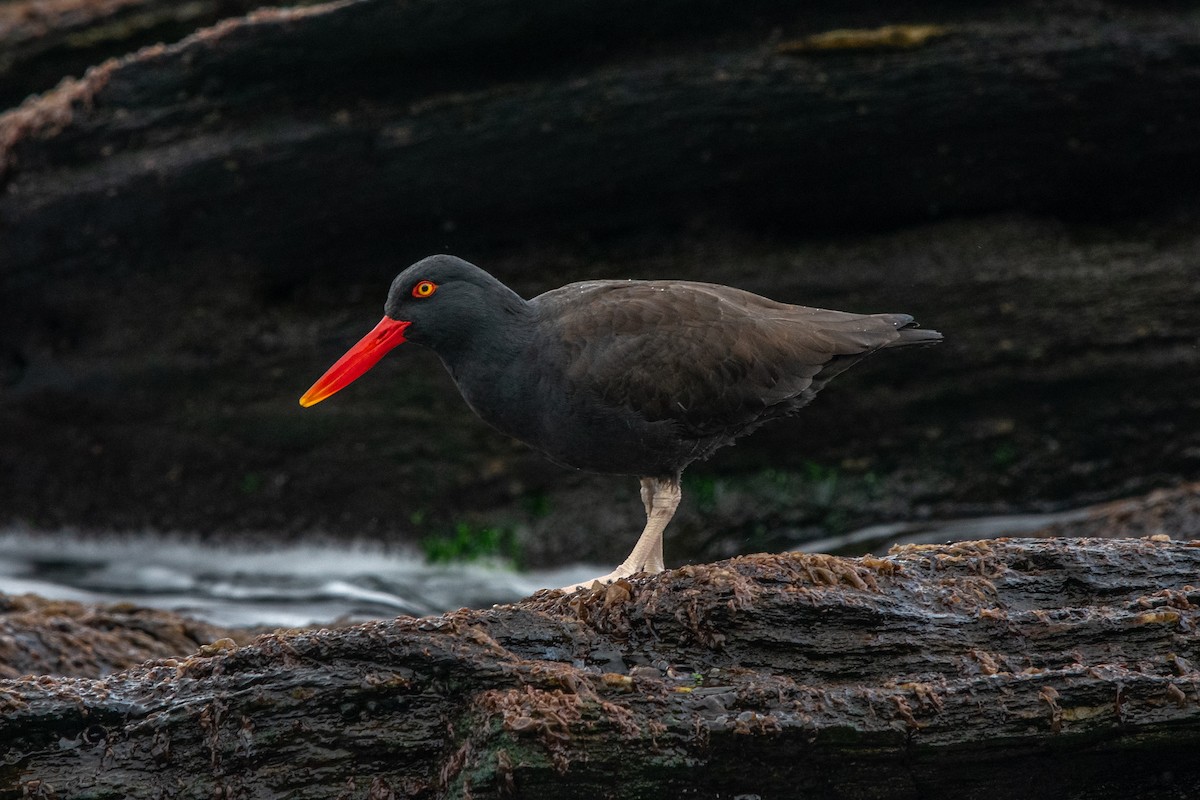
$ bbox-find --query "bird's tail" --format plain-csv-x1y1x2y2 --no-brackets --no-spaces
885,315,943,348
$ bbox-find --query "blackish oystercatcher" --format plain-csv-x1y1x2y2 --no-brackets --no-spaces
300,255,941,592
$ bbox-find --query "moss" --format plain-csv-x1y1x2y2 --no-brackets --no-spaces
777,24,951,55
521,489,553,518
992,442,1019,469
684,474,719,513
421,522,521,567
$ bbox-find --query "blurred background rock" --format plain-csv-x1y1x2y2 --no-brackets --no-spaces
1,0,1198,573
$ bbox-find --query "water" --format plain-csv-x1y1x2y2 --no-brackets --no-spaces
0,503,1102,629
0,529,605,628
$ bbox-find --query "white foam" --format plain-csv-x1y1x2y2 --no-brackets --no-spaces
0,527,606,628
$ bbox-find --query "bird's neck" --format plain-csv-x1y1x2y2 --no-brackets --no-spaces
435,301,542,443
433,291,535,378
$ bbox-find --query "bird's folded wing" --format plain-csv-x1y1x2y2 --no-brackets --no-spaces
538,281,906,435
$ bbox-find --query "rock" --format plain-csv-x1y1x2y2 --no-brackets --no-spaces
1,1,1199,560
0,592,245,679
3,537,1200,798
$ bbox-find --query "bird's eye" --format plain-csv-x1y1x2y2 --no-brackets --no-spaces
412,280,438,298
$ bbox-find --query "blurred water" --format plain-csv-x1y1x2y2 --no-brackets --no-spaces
0,529,604,628
0,502,1098,629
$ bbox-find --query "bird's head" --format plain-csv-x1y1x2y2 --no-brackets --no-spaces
299,255,522,407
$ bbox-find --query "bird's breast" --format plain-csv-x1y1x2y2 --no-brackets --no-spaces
446,352,695,477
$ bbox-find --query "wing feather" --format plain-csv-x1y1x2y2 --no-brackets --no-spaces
533,280,918,438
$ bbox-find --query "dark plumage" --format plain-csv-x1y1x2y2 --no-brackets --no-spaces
301,254,942,591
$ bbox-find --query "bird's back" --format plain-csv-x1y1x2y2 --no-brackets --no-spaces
520,279,939,474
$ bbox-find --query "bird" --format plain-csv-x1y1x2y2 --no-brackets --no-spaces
299,254,941,592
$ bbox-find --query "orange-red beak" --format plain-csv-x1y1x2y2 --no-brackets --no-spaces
299,316,411,407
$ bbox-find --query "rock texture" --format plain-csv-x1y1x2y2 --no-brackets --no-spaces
1,0,1198,563
0,592,246,679
3,537,1200,799
0,0,318,109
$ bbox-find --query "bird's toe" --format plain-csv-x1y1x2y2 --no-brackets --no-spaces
555,563,664,593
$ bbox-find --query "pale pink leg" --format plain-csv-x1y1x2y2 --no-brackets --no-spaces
558,476,680,593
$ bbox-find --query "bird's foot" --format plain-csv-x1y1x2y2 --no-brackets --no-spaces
556,475,677,594
556,564,662,594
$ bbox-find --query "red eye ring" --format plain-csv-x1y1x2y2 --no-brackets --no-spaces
412,280,438,298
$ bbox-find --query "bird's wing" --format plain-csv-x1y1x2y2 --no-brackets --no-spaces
534,280,914,436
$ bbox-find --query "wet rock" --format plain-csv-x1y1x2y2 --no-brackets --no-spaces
1,0,1199,565
3,537,1200,798
0,593,245,678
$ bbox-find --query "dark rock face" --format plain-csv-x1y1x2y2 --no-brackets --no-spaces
2,0,1199,563
4,539,1200,799
0,0,328,110
0,592,246,679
